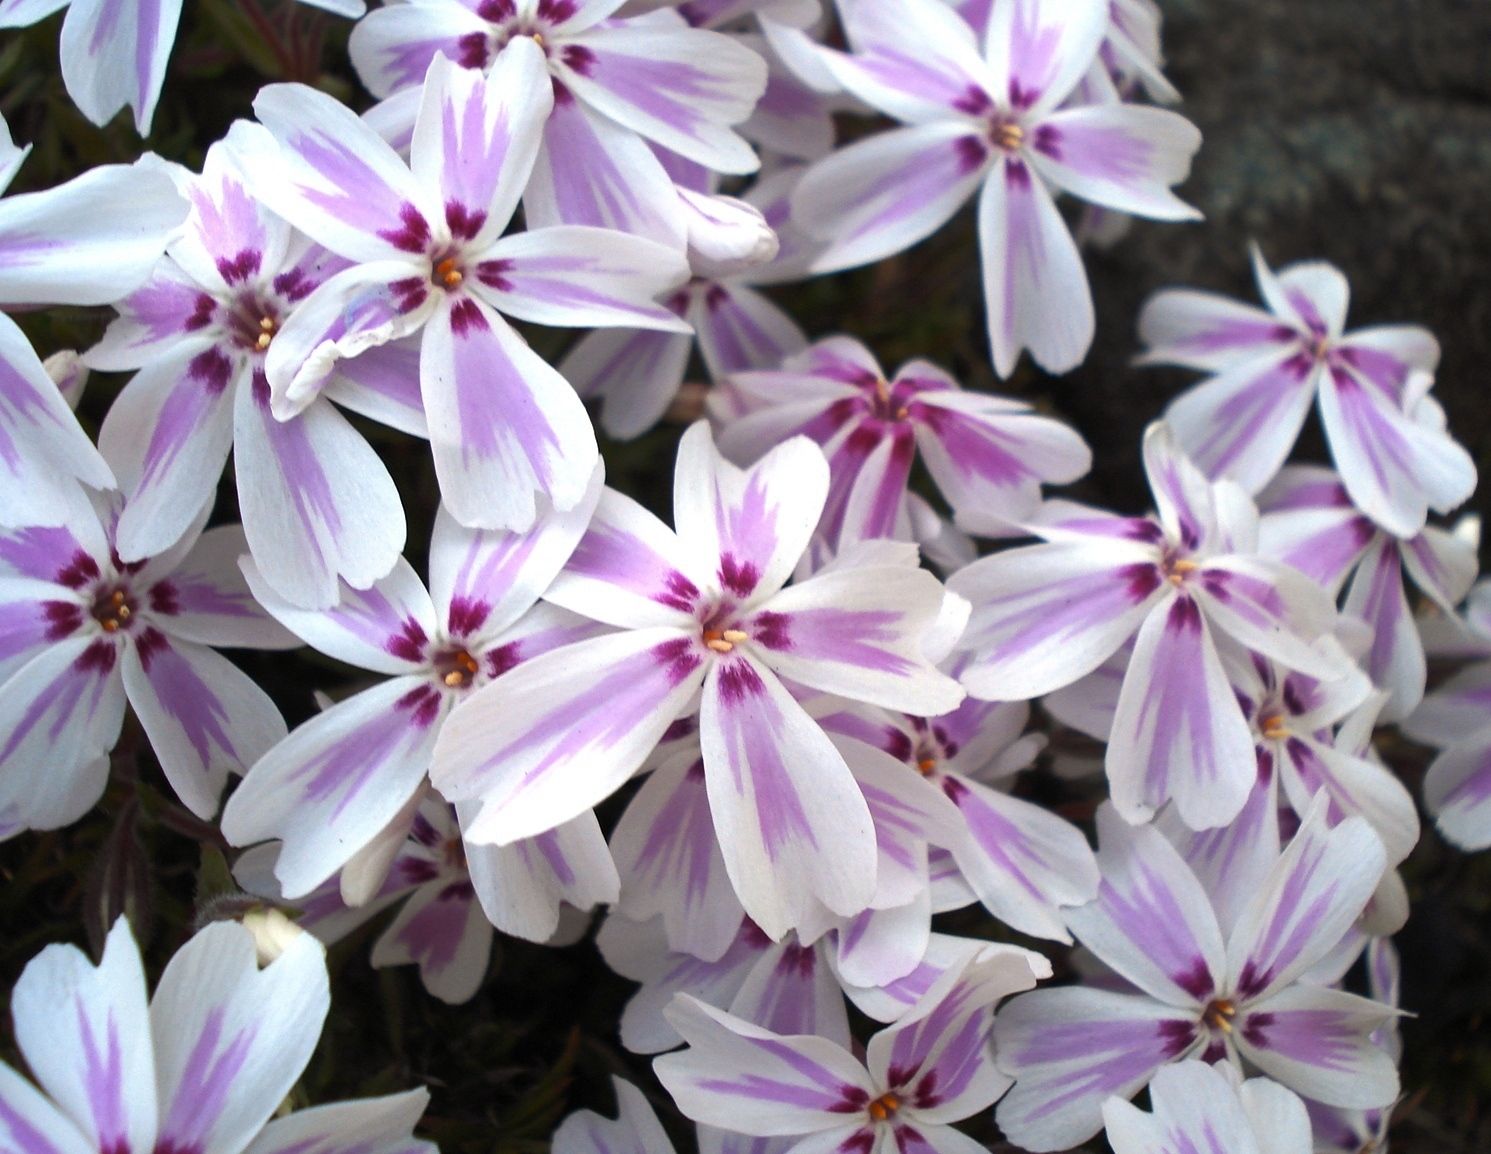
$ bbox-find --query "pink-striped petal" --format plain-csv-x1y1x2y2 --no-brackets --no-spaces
0,1061,94,1154
701,651,876,938
435,627,706,844
1342,537,1422,722
983,0,1108,116
347,1,488,98
371,878,493,1003
1108,595,1257,829
220,676,445,897
1192,554,1342,677
1137,289,1296,373
240,1090,436,1154
562,324,694,441
1030,103,1201,220
57,0,182,133
421,294,599,532
553,1077,677,1154
1424,735,1491,852
693,282,808,381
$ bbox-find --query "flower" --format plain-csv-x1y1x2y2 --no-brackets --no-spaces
0,916,435,1154
554,1077,678,1154
1142,245,1476,537
714,335,1091,553
992,798,1396,1151
0,0,367,135
654,945,1047,1152
1259,464,1479,720
228,44,690,530
431,421,965,940
85,141,410,609
221,473,603,899
0,493,290,839
349,0,768,246
791,0,1201,375
1102,1060,1313,1154
951,422,1346,829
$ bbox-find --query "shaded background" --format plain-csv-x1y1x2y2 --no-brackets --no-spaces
0,0,1489,1150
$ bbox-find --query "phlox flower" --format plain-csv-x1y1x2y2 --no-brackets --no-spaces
654,945,1048,1153
562,161,815,441
1402,580,1491,851
431,421,965,941
229,43,690,531
0,916,435,1154
992,798,1396,1151
1142,245,1476,537
554,1077,677,1154
0,493,290,839
85,141,411,609
713,336,1091,553
1102,1060,1313,1154
1259,464,1479,721
814,693,1100,942
791,0,1202,375
0,116,187,527
237,794,617,1003
0,0,366,135
349,0,768,246
951,421,1346,829
221,471,604,899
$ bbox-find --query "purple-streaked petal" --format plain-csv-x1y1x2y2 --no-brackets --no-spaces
556,22,766,173
321,336,429,437
421,294,599,532
525,94,688,247
950,539,1164,700
1107,595,1257,829
561,324,694,441
1232,985,1399,1109
0,160,186,307
370,877,493,1003
1404,662,1491,748
1226,802,1387,1003
674,420,827,606
1256,504,1375,595
654,995,876,1133
169,142,290,297
465,807,620,943
547,487,709,629
241,554,437,674
693,282,808,381
410,43,551,251
239,1089,436,1154
982,0,1107,117
610,751,744,963
0,315,115,527
149,924,328,1154
1163,352,1318,494
1424,735,1491,852
746,564,965,715
435,628,706,843
1318,362,1476,539
793,122,987,275
1278,735,1419,866
1333,324,1438,398
865,946,1045,1122
830,427,916,549
1401,523,1478,611
701,651,876,938
553,1077,677,1154
472,225,690,332
122,631,286,819
135,525,295,650
0,638,128,831
1193,554,1342,677
993,987,1200,1153
1141,420,1219,553
1341,537,1422,722
85,259,217,372
57,0,183,133
1137,288,1296,373
833,898,931,990
1030,103,1201,220
242,88,438,263
1067,807,1226,1005
234,384,407,610
220,676,445,897
731,938,852,1047
347,1,487,98
0,1061,95,1154
943,771,1099,942
1101,1060,1266,1154
9,918,155,1154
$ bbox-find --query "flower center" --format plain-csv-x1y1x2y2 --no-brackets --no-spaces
991,121,1025,151
1164,557,1199,586
90,586,136,633
702,628,748,654
434,647,481,688
867,1091,901,1122
1202,998,1237,1033
870,378,908,421
433,257,465,289
225,294,282,353
1260,713,1290,740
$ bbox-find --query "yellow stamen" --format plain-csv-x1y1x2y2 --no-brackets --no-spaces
102,619,119,633
721,629,748,643
867,1092,901,1122
916,757,937,776
702,629,734,654
531,32,545,46
1203,998,1237,1033
1261,713,1289,740
436,258,464,288
115,605,130,620
894,406,909,420
259,317,276,331
993,122,1025,151
874,379,890,405
256,333,273,350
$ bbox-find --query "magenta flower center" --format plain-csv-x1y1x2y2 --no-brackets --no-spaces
867,1090,902,1121
433,646,481,688
225,293,281,352
1202,997,1237,1032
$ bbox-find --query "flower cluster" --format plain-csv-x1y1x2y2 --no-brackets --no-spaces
0,0,1482,1151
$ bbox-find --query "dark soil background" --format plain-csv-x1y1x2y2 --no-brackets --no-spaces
0,1,1488,1150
